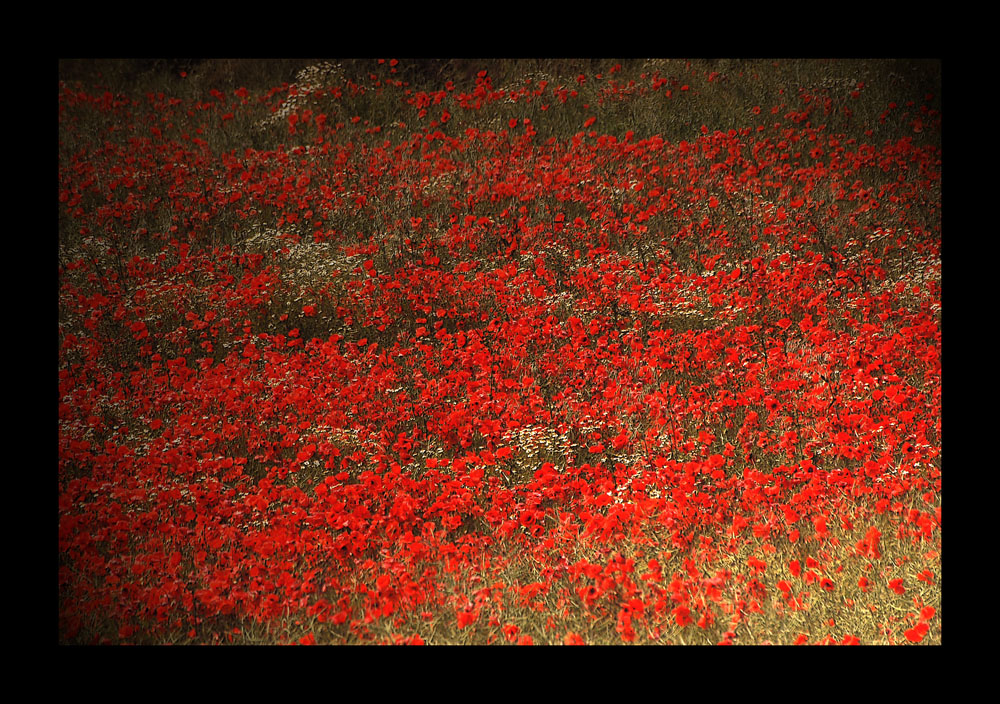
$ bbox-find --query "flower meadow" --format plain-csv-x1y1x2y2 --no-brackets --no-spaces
58,59,941,645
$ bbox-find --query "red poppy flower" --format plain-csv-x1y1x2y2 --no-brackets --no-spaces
904,623,928,643
563,632,586,645
673,605,694,627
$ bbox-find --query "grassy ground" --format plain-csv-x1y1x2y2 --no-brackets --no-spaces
58,58,940,645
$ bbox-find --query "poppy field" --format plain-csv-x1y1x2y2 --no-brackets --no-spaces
58,58,941,645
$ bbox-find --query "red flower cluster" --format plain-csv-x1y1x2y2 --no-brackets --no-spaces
59,62,940,644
